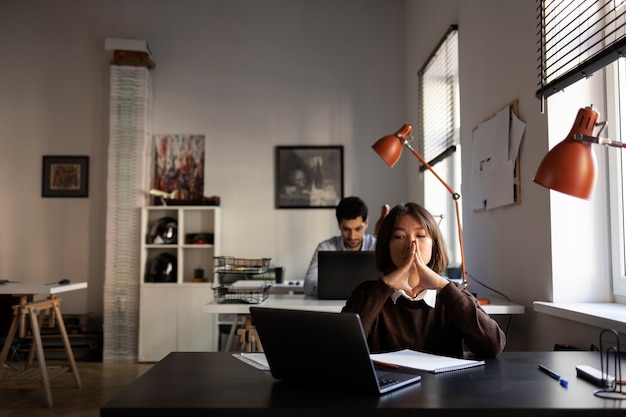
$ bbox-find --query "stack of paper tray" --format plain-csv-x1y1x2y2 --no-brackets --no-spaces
213,280,271,304
214,257,271,274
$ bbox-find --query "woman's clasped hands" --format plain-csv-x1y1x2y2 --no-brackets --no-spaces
383,239,448,298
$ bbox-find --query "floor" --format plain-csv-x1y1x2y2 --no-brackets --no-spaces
0,360,153,417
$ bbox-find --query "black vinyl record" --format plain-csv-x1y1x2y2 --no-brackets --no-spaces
146,253,177,283
148,217,178,244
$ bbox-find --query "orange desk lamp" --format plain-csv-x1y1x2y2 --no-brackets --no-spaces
535,107,626,400
372,124,467,287
534,106,626,199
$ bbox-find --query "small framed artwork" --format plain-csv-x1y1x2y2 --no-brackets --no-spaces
42,156,89,198
275,146,343,209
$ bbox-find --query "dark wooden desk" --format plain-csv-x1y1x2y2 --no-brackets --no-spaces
101,351,626,417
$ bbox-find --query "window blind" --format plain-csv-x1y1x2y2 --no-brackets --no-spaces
537,0,626,103
417,25,459,171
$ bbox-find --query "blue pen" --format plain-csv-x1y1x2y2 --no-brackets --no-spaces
538,364,568,387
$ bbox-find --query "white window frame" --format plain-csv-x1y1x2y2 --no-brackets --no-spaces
608,58,626,301
533,0,626,329
419,27,461,271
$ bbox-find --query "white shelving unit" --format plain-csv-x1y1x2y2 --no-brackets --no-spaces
138,206,221,362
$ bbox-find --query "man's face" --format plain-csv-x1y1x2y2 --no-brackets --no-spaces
292,170,307,188
339,216,368,251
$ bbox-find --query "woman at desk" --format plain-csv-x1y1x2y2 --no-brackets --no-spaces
342,202,506,358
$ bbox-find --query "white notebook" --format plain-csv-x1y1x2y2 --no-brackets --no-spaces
369,349,485,373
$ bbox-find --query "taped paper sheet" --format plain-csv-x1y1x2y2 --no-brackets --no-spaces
468,101,526,211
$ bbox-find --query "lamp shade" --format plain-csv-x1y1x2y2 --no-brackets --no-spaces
372,124,413,167
372,123,467,286
533,107,599,200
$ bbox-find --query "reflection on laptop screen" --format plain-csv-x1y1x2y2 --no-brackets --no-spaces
317,251,378,300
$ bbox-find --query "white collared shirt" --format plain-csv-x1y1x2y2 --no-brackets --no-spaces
391,289,437,308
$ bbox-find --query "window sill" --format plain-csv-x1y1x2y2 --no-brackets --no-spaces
533,301,626,334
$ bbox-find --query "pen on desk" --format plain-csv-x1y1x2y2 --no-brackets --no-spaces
373,360,400,369
538,364,568,387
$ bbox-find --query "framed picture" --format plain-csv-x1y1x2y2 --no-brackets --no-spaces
42,156,89,198
153,134,205,202
275,146,343,209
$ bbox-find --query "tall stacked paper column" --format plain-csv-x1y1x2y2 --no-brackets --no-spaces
103,66,152,362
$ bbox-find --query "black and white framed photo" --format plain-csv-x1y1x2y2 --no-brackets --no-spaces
275,146,343,209
42,155,89,198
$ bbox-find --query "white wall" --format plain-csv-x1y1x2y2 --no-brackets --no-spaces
0,0,408,318
1,0,612,352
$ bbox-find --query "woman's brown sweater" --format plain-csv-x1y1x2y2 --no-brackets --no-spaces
342,279,506,358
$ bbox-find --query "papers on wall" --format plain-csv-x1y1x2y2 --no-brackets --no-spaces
369,349,485,373
467,101,526,211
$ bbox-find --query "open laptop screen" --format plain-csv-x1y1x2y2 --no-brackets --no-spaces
317,250,379,300
249,307,421,394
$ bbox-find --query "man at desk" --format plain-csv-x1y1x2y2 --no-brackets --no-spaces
304,196,388,296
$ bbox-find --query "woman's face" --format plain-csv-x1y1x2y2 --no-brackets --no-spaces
389,213,433,269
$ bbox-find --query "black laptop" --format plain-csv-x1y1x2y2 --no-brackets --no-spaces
317,250,379,300
249,307,421,394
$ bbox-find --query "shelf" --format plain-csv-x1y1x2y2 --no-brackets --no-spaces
138,206,222,361
140,206,221,284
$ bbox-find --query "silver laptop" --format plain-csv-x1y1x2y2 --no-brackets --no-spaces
317,250,379,300
249,307,421,394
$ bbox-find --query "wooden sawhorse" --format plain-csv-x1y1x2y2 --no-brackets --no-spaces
235,315,263,353
0,295,82,407
224,314,263,353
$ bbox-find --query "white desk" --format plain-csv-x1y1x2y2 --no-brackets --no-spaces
0,281,88,298
0,281,88,407
203,294,525,351
203,293,526,315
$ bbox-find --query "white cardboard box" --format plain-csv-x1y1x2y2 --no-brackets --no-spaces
105,38,153,58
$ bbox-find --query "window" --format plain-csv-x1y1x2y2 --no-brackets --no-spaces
535,0,626,329
545,77,611,303
418,25,462,270
537,0,626,104
608,58,626,300
418,25,459,166
538,0,624,302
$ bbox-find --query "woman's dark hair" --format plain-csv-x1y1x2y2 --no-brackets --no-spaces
375,202,448,275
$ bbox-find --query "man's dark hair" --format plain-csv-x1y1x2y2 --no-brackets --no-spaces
335,196,368,223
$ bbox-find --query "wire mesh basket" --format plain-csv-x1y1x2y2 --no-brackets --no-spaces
214,256,271,274
213,282,271,304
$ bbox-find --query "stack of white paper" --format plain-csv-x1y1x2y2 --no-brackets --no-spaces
103,65,153,362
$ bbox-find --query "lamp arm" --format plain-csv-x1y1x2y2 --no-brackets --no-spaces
573,118,626,148
574,134,626,148
403,141,468,287
404,142,457,197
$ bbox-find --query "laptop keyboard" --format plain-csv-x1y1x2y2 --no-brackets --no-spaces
378,376,398,388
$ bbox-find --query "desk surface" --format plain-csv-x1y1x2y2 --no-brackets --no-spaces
0,281,87,296
203,293,525,315
102,351,625,416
